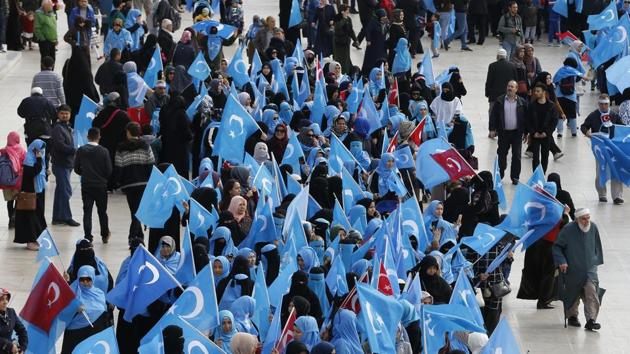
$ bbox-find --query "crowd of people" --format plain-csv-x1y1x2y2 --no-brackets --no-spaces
0,0,628,353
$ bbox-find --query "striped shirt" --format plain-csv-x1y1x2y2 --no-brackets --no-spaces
31,70,66,107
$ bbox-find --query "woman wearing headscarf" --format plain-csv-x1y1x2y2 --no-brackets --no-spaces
124,61,152,110
213,310,238,353
332,5,358,74
62,25,100,117
238,92,254,114
400,299,421,353
297,246,321,274
14,139,46,250
245,121,269,157
330,309,363,354
63,15,91,59
510,45,529,98
217,211,246,247
156,236,181,273
0,132,26,229
417,255,452,304
67,239,114,293
293,315,320,350
213,255,231,286
61,265,110,354
475,171,501,226
216,255,254,310
230,332,258,354
442,186,475,237
447,67,468,99
313,0,335,57
281,271,323,325
193,242,210,271
172,30,195,69
356,198,380,222
0,288,28,353
308,267,330,319
124,9,146,52
132,34,157,74
311,342,335,354
429,82,463,125
261,243,281,284
368,67,386,97
104,18,132,60
228,196,252,238
423,200,459,253
148,163,181,254
253,141,272,169
158,94,193,177
230,296,258,336
370,153,406,212
209,226,237,257
523,43,542,87
267,124,289,162
362,8,388,75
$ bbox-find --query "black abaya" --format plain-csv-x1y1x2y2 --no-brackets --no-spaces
13,160,46,244
63,46,100,123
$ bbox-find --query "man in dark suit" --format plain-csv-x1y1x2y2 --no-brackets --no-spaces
485,48,518,136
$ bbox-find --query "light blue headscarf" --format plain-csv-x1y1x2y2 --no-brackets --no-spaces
212,256,231,286
279,101,293,124
213,310,238,353
124,61,149,108
155,236,181,274
230,296,258,336
392,38,412,74
294,316,320,350
124,9,145,51
68,265,107,329
307,271,330,318
368,67,385,97
375,153,399,196
351,259,369,276
262,109,278,134
422,201,458,248
298,246,320,274
349,141,371,171
219,273,249,311
429,250,454,284
331,309,363,354
24,139,47,193
400,299,420,327
194,157,215,187
309,239,325,264
210,226,238,257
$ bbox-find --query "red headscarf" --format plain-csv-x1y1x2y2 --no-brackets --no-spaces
1,131,26,174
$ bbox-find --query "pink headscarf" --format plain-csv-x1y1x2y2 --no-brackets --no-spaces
228,196,248,222
1,132,25,174
180,30,192,44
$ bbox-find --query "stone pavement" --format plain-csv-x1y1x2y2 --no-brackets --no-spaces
0,3,628,353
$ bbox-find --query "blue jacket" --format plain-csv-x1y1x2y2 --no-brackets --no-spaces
103,28,133,58
69,5,96,29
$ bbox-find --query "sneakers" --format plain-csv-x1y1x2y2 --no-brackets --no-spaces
614,198,624,205
524,151,533,158
567,316,581,327
553,152,564,161
584,319,601,331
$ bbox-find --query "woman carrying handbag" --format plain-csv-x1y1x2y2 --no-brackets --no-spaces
13,139,47,251
0,132,26,230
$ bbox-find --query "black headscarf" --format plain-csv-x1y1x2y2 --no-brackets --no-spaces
440,82,455,102
417,256,452,304
547,173,575,220
218,211,245,245
216,255,254,303
191,187,219,213
70,239,98,282
442,187,469,223
261,245,281,285
309,177,331,209
281,271,323,325
286,341,309,354
193,243,210,272
162,325,184,354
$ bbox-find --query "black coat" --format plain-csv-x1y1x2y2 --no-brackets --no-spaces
17,94,56,139
0,308,28,354
485,58,518,102
489,94,528,135
526,100,558,136
362,19,387,75
159,96,193,177
157,29,176,64
469,0,488,15
95,59,128,99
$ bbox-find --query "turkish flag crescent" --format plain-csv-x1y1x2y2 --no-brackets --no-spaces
377,263,394,296
340,272,369,314
20,263,76,333
430,148,476,181
276,308,297,352
388,78,399,106
409,118,427,146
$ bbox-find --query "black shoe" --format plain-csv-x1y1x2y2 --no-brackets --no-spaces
567,317,581,327
599,196,608,203
477,41,484,45
102,231,111,244
8,217,14,229
537,301,554,309
65,219,81,227
352,42,361,49
585,319,601,331
572,134,577,137
52,219,65,225
461,46,473,51
614,198,624,205
557,134,563,138
511,178,519,185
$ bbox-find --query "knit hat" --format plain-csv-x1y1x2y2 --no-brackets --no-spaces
398,120,414,140
497,48,508,58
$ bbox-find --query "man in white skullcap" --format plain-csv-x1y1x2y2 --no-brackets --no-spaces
484,47,518,138
552,208,604,331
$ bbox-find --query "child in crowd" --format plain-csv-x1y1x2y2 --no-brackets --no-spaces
20,11,35,50
194,7,211,23
428,13,441,58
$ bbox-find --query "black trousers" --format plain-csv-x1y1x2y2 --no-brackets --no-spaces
124,185,145,241
467,14,487,44
81,186,109,240
38,40,56,62
487,3,501,36
497,130,522,181
530,137,550,173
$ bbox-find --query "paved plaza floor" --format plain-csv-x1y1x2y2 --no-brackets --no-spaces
0,2,628,353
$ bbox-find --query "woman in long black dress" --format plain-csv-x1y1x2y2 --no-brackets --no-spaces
62,23,99,120
13,139,46,250
313,0,335,58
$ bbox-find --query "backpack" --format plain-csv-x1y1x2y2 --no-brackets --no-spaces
0,155,19,187
559,76,575,96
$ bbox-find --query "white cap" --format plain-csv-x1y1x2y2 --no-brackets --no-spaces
31,87,43,95
497,48,508,58
575,208,590,218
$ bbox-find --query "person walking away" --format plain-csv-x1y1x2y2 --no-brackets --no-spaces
50,105,79,227
17,87,56,147
485,48,517,137
333,5,359,74
580,93,625,204
0,288,28,353
434,0,452,50
31,56,66,108
14,139,47,251
547,2,561,46
361,9,387,76
497,1,523,58
0,132,26,229
34,0,57,61
467,0,487,45
75,127,112,243
115,121,155,242
445,0,472,51
521,0,537,44
553,208,604,331
489,80,527,185
526,83,558,173
554,57,582,138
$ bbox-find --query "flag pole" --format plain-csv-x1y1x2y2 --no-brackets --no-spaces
81,310,94,328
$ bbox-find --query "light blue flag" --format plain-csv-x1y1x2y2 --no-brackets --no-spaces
36,229,59,262
497,183,564,249
227,44,249,88
449,271,484,328
393,146,414,169
213,94,260,162
289,0,303,27
421,304,486,354
341,166,365,209
73,95,98,148
307,194,322,219
251,49,263,80
188,198,216,237
180,176,195,196
592,134,630,187
282,130,304,174
135,166,173,228
392,38,412,74
360,88,382,135
186,82,208,121
169,264,219,334
243,152,261,173
433,21,441,50
310,77,327,126
288,210,308,251
282,184,310,236
401,197,429,253
420,50,435,85
190,19,237,38
188,51,211,81
286,173,302,195
356,282,404,353
605,55,630,93
253,163,274,197
415,138,451,189
210,0,219,19
270,59,290,101
528,164,545,188
588,0,618,30
552,0,568,17
72,327,119,354
423,0,436,13
240,196,278,249
253,264,271,339
268,257,298,307
381,128,390,156
590,15,630,68
575,0,583,13
175,226,196,286
292,71,310,107
461,223,506,257
402,273,423,308
107,245,181,322
333,197,352,230
162,164,189,214
262,301,282,354
141,314,224,353
292,39,305,65
346,77,363,114
481,317,522,354
493,156,508,211
143,44,163,89
611,124,630,155
448,10,456,37
435,69,453,88
326,255,349,296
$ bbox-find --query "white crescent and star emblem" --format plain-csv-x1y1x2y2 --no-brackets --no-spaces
47,282,60,307
363,301,384,334
284,144,295,160
424,313,436,337
87,340,111,354
166,177,183,196
398,152,410,165
622,134,630,143
234,56,247,76
229,114,244,136
86,112,96,120
39,236,52,250
402,219,419,237
147,58,156,71
524,202,546,223
180,286,204,319
257,214,268,232
459,289,472,307
261,178,272,193
445,157,462,172
188,340,210,354
480,232,497,248
600,9,616,22
133,262,160,291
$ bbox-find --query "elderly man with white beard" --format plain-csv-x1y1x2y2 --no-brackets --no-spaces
553,208,604,331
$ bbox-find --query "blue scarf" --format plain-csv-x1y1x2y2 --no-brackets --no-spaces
213,310,237,353
68,265,107,329
422,200,458,248
230,296,258,336
331,310,363,354
24,139,47,193
294,316,320,350
368,67,384,97
392,38,412,74
375,153,399,196
127,71,149,108
297,246,320,274
307,272,330,318
124,9,145,51
212,256,231,286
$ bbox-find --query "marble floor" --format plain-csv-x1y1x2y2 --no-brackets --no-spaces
0,3,627,353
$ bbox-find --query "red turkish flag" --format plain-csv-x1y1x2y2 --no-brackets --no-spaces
430,148,476,181
377,263,394,296
387,132,398,153
340,272,369,314
409,118,427,146
388,79,399,106
20,263,76,333
276,308,297,352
